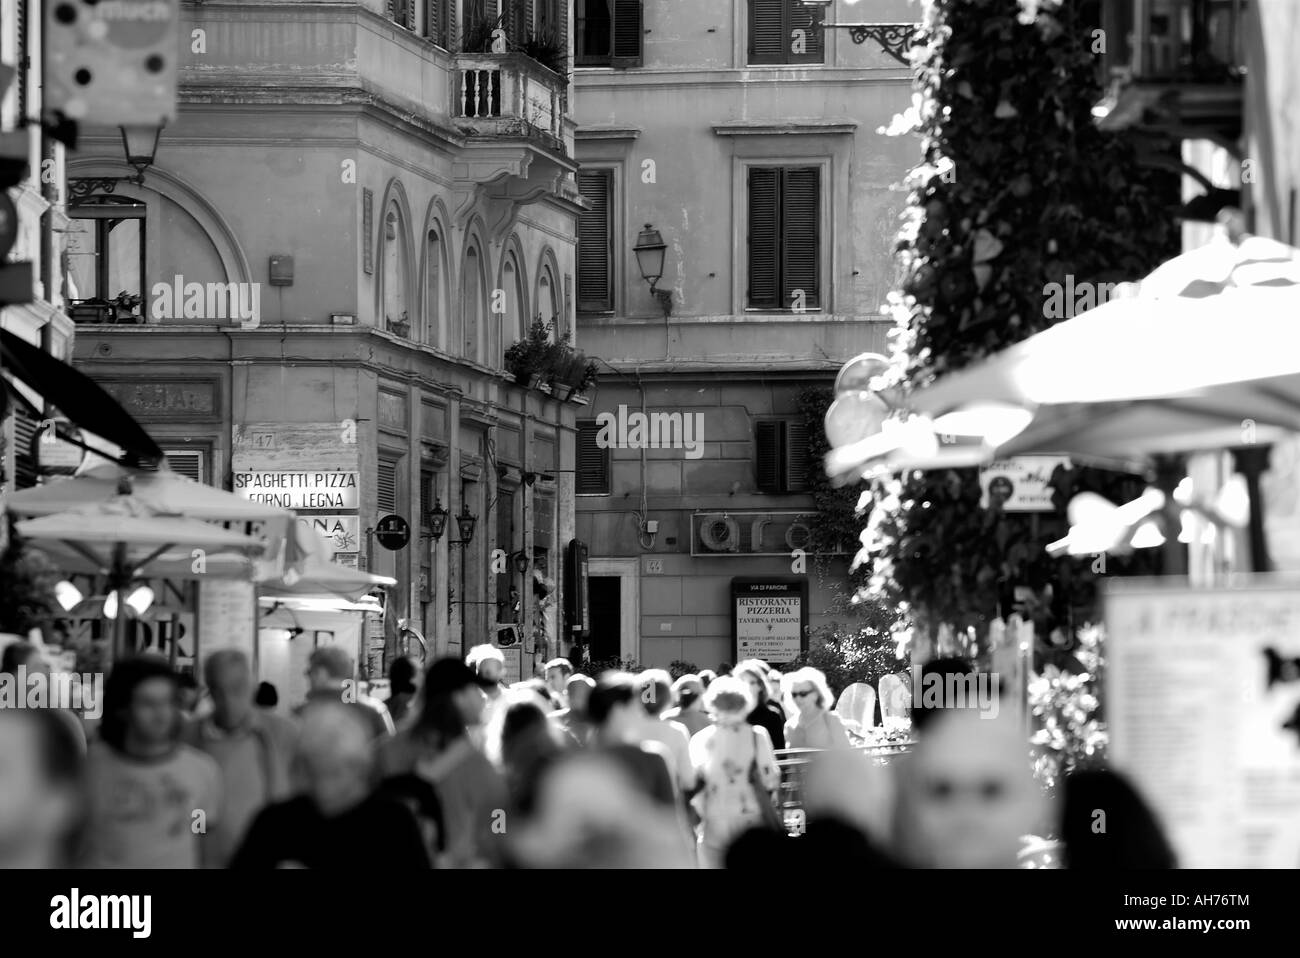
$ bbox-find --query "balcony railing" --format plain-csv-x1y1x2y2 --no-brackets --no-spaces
454,53,566,144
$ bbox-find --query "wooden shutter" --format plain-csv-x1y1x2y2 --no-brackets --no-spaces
787,0,824,64
163,450,206,483
12,406,39,490
576,420,610,494
557,0,568,67
749,0,785,65
576,169,612,312
784,421,809,492
428,0,441,44
747,167,780,309
407,0,417,30
755,421,782,493
420,470,435,528
16,0,28,119
378,461,399,512
782,167,820,309
611,0,642,68
450,0,459,47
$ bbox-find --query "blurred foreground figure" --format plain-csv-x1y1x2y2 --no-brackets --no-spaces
544,658,574,705
299,647,393,739
386,656,420,728
782,668,851,750
636,669,696,795
231,702,428,869
501,700,565,808
379,658,509,868
85,656,222,868
509,750,695,868
550,674,595,747
184,650,297,866
662,674,711,737
1061,769,1177,869
893,709,1051,868
0,708,85,868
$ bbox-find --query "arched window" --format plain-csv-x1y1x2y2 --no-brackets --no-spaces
502,250,526,358
538,263,559,338
461,243,486,362
424,228,445,348
382,206,410,336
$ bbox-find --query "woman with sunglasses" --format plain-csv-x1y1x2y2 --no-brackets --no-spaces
782,668,852,751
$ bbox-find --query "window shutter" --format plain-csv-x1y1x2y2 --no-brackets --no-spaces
386,0,396,20
781,167,820,309
429,0,441,44
784,421,809,492
378,461,399,512
576,420,610,494
420,471,435,528
788,0,824,64
610,0,642,68
749,0,784,64
487,0,498,24
755,420,783,493
557,0,568,65
747,167,780,309
16,0,28,118
450,0,459,47
407,0,417,31
12,406,39,490
576,169,612,312
163,450,207,483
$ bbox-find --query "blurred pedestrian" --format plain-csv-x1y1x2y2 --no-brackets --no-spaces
0,707,86,868
1061,768,1177,869
231,702,429,869
736,660,786,751
662,674,711,737
183,650,297,866
550,674,595,747
910,657,980,733
698,669,717,689
466,644,508,734
587,673,679,811
501,700,565,809
85,656,222,868
544,658,574,705
298,647,394,740
782,668,851,750
892,709,1052,868
0,639,86,755
386,656,419,729
688,675,780,868
635,669,696,795
379,657,510,868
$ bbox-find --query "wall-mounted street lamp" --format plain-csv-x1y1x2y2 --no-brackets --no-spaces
799,0,921,66
120,124,164,186
633,223,673,317
428,498,477,546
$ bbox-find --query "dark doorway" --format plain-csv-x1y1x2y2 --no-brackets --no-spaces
587,576,621,663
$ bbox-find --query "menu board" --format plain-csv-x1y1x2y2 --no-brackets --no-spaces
197,579,257,663
732,579,808,664
1104,576,1300,868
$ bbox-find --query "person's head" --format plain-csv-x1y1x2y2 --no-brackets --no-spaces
698,669,717,689
566,674,595,716
703,675,755,726
294,703,373,817
175,672,200,712
734,661,770,707
893,709,1050,868
1061,769,1177,869
912,658,978,733
716,663,732,676
1,641,48,677
254,681,279,709
306,646,354,692
635,669,673,718
419,657,484,743
501,701,562,774
204,649,254,731
0,708,85,867
389,656,418,696
466,644,505,688
544,658,574,696
586,672,641,740
671,674,704,712
783,667,835,718
766,670,783,703
100,655,181,754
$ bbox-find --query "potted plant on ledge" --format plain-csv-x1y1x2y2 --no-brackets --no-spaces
504,316,556,389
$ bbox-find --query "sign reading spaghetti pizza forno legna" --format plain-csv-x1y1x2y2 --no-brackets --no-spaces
233,471,360,510
731,578,809,665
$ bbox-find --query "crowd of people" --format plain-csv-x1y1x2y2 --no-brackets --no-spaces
0,641,1177,869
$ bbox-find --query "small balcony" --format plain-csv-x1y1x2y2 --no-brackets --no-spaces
1094,0,1245,144
453,53,566,148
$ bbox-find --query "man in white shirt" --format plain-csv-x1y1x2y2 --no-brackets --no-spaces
635,669,697,796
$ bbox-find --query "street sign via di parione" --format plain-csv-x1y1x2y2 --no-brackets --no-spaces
374,514,410,551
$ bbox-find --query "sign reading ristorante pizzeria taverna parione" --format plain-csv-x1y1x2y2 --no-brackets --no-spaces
233,471,360,509
732,578,808,664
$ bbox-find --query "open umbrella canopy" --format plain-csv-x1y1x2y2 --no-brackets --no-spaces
1139,232,1300,298
258,520,394,602
6,462,305,576
15,494,265,579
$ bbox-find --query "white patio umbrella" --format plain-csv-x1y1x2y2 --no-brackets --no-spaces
15,493,265,657
257,519,395,602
